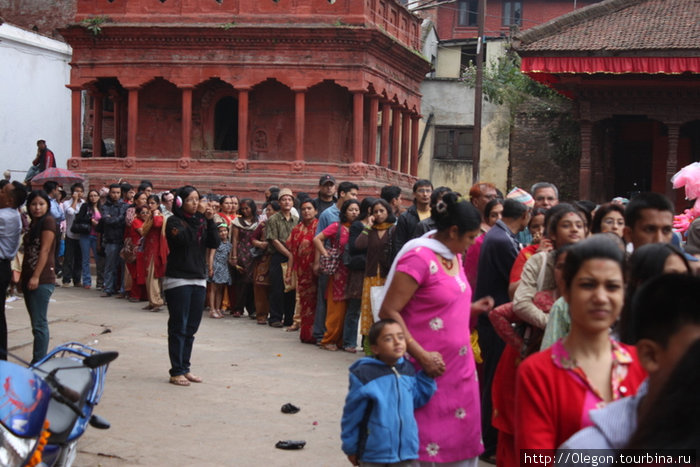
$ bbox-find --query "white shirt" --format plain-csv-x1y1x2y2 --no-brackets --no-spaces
0,207,22,259
62,198,85,240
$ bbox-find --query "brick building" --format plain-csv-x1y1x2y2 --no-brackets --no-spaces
414,0,600,193
59,0,429,197
514,0,700,205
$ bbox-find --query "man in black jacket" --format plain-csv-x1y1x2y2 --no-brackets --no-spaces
100,183,128,297
391,179,432,259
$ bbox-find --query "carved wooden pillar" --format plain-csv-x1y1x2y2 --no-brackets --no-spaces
380,102,391,168
666,122,680,202
400,109,410,173
91,92,103,158
180,87,193,159
126,87,139,158
579,120,592,200
109,90,122,157
391,105,401,170
353,91,364,164
69,87,82,158
367,95,379,165
410,114,420,177
237,88,250,160
294,89,306,162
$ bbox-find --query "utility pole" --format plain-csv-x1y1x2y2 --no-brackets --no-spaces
472,0,485,183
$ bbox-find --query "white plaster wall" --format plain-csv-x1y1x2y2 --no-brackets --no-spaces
417,39,510,193
0,23,72,181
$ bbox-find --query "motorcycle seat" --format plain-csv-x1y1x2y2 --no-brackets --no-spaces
34,357,92,444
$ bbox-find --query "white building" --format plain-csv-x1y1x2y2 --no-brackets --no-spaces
0,22,72,181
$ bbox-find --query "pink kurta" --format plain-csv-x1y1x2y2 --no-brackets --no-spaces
397,246,483,463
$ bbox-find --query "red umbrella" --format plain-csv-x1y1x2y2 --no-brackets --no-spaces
31,167,84,185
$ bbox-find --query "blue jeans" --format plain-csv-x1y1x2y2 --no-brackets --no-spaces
79,235,97,286
103,243,122,294
24,283,55,363
343,298,361,350
312,273,329,342
165,285,206,377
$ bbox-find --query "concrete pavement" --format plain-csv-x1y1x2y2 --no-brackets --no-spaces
6,286,356,466
6,286,491,467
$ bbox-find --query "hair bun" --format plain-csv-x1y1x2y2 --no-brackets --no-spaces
435,200,447,214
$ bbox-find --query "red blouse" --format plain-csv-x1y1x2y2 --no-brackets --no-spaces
515,339,646,461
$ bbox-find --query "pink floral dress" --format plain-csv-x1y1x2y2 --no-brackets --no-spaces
396,246,483,463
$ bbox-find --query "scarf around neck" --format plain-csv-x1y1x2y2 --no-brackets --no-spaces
376,229,454,311
372,221,394,231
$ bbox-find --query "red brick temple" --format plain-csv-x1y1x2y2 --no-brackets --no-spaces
60,0,429,198
514,0,700,206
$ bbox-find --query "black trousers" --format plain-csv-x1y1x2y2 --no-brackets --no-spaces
267,253,295,326
0,259,12,360
477,313,506,457
62,237,82,285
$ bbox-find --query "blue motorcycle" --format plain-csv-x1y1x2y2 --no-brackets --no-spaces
0,342,118,466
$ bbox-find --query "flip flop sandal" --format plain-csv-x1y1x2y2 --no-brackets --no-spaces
184,373,203,383
169,376,190,387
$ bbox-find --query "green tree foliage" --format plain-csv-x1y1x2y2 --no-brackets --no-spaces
462,50,580,167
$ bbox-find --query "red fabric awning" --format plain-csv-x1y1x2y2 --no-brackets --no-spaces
521,56,700,75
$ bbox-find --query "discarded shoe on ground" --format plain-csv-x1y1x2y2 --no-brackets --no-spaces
275,440,306,450
280,403,300,414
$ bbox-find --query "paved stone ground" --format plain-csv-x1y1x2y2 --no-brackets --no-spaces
6,286,357,466
6,286,491,467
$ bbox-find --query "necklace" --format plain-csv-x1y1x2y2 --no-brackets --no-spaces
440,256,453,270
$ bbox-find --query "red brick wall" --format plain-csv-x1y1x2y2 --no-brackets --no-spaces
0,0,76,39
137,79,182,158
509,104,581,201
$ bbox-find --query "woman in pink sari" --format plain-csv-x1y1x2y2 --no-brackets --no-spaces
379,192,494,466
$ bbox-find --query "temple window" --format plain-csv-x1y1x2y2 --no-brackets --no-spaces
214,96,239,151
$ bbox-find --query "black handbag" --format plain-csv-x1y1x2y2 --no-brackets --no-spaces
71,204,92,235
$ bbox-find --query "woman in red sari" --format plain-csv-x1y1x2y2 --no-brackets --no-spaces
125,191,148,301
286,198,319,343
138,194,167,311
218,195,237,227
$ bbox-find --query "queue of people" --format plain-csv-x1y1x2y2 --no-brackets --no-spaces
3,172,700,466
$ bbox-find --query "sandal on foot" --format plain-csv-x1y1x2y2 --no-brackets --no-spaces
209,310,223,319
169,375,190,387
285,325,300,332
184,373,203,383
321,343,338,351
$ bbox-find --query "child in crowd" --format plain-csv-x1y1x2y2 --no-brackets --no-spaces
207,224,232,319
341,319,437,466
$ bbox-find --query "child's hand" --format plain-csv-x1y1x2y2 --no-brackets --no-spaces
346,454,358,466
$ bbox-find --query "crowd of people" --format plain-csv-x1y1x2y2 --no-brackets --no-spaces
2,172,700,465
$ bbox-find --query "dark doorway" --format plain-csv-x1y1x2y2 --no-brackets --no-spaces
613,118,655,199
214,97,238,150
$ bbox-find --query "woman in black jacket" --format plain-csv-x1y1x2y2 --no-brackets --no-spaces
164,186,220,386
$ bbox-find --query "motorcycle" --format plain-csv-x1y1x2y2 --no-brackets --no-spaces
0,342,118,466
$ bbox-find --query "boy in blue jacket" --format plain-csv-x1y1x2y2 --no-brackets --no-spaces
341,319,437,466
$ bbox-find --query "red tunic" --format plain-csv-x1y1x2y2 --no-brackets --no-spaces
142,214,166,278
515,339,646,462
